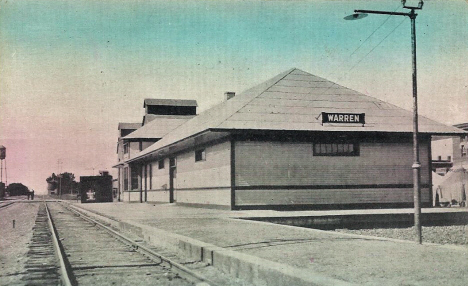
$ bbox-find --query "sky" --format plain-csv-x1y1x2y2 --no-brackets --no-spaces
0,0,467,194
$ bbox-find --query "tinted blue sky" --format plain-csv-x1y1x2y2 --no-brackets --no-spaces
1,0,467,192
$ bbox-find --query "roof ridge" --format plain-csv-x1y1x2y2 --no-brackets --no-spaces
290,68,331,82
290,69,424,115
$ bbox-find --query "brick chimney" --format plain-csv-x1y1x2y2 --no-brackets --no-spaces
224,92,235,100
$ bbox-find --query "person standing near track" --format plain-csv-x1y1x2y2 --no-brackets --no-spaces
31,190,35,200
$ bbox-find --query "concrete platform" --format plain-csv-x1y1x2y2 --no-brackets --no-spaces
70,202,468,286
236,207,468,229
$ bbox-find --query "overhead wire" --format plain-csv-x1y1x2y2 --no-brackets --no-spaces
347,2,404,58
316,2,406,99
346,17,407,75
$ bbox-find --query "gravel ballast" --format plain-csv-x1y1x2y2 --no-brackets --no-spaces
0,202,40,285
336,225,468,245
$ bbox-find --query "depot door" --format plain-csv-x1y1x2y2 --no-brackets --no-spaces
169,158,176,203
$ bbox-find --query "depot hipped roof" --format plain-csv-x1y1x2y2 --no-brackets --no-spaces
130,68,465,161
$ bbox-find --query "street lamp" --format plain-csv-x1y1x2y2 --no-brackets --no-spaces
345,0,424,244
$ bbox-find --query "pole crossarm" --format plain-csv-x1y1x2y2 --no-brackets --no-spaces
354,10,413,17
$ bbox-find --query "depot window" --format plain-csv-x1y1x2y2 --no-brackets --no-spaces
123,143,129,154
123,167,129,191
313,143,359,156
195,149,206,162
158,159,165,169
131,167,139,190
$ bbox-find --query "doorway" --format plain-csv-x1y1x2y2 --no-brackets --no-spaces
169,158,176,203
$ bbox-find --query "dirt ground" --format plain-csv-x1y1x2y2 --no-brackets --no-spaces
0,202,39,285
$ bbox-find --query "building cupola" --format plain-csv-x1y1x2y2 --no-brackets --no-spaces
143,99,197,116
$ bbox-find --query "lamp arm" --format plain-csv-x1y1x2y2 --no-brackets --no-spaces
354,10,411,17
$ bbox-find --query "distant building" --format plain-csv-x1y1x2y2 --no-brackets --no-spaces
114,68,466,210
454,123,468,167
432,137,456,175
114,99,197,202
80,172,113,203
431,123,468,206
431,123,468,175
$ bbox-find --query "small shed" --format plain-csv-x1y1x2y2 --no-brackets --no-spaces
80,175,113,203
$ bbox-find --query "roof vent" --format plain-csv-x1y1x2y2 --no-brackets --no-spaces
225,92,235,100
99,170,109,176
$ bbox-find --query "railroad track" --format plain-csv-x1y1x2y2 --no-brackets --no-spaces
22,201,216,286
0,201,15,210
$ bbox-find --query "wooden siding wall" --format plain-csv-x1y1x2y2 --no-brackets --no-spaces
121,191,140,202
122,143,130,161
117,139,124,162
236,188,430,206
141,166,146,191
146,190,170,202
121,192,128,202
174,141,231,206
175,189,231,206
129,142,140,159
235,141,430,206
119,167,132,202
142,141,155,151
118,139,130,161
147,159,170,203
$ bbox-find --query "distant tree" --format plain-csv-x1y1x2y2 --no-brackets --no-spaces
46,172,77,194
6,183,29,196
46,173,58,191
0,182,6,198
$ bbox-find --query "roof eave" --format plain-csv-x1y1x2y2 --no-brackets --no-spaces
112,162,124,168
211,127,467,136
124,129,230,164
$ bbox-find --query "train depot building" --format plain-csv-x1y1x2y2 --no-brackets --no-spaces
114,68,465,210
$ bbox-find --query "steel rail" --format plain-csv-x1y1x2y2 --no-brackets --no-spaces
0,202,15,209
44,202,73,286
62,202,217,286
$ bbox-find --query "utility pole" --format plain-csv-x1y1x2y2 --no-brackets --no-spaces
57,159,63,198
57,159,63,174
346,0,424,244
0,145,6,186
58,174,62,199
